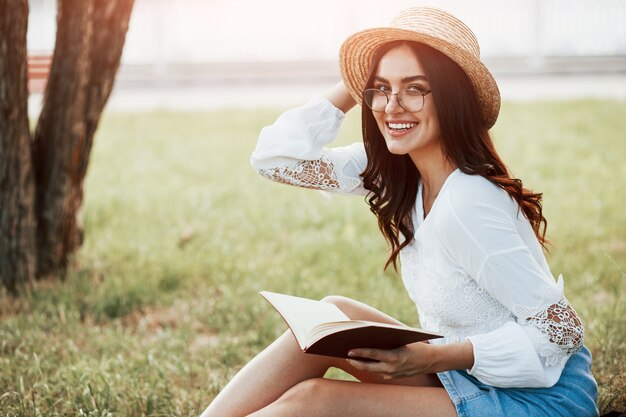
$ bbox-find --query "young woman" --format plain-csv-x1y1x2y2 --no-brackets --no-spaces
201,7,598,417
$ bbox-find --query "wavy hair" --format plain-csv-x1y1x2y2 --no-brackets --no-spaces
360,41,548,270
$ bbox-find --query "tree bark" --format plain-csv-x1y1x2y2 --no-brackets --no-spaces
0,0,37,292
32,0,134,278
0,0,134,290
86,0,135,140
32,0,93,278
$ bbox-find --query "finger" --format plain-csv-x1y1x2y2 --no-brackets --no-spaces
347,357,404,377
348,348,394,362
346,358,388,373
346,358,373,371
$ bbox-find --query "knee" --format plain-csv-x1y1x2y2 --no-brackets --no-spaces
272,378,328,413
321,295,358,318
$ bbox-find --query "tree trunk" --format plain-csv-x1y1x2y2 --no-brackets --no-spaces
32,0,93,278
86,0,135,140
32,0,134,278
0,0,37,292
0,0,134,290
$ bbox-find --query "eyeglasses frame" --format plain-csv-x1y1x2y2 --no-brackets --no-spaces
362,88,432,113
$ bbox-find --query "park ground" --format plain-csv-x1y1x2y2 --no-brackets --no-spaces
3,78,626,415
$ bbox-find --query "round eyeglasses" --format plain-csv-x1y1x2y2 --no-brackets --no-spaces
363,87,432,113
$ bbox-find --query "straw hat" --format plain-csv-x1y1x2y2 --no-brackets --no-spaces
339,7,500,128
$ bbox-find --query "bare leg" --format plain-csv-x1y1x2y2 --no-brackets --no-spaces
249,378,456,417
199,296,442,417
317,296,441,387
200,329,335,417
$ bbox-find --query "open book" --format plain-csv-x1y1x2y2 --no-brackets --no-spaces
260,291,442,359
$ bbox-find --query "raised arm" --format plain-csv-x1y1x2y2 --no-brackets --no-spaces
250,83,368,195
324,81,357,113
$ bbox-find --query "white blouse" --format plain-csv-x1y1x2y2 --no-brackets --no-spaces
251,96,584,389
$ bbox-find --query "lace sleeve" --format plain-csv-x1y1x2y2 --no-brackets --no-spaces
257,156,339,190
460,255,585,387
251,96,368,195
466,242,585,371
513,276,584,367
254,145,367,194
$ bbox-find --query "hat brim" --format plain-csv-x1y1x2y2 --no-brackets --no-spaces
339,27,501,128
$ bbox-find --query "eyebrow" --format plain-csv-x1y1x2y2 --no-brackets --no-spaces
374,75,428,83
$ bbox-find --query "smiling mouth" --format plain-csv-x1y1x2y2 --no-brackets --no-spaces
386,122,418,132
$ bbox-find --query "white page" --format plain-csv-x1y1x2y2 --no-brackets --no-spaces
260,291,350,347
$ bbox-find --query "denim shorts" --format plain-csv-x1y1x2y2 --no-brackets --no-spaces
437,346,598,417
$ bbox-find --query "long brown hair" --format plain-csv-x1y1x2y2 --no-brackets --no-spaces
360,41,548,270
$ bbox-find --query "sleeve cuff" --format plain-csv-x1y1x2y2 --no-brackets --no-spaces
467,321,561,388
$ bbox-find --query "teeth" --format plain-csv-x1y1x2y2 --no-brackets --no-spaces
388,122,417,130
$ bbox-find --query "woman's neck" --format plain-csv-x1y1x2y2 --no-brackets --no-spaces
409,147,457,217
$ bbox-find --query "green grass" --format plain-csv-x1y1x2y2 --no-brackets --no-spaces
1,99,625,415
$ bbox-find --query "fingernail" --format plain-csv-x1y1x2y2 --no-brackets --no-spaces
347,351,355,357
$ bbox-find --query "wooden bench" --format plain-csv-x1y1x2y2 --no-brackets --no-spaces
27,54,52,93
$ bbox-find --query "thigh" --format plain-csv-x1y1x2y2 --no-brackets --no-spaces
321,295,407,326
321,295,442,388
251,378,457,417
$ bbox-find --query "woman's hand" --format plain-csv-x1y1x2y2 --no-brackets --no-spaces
346,340,474,380
324,81,357,114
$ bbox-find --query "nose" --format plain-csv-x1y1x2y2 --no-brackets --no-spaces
385,93,405,114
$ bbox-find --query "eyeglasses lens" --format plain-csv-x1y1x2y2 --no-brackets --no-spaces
363,89,425,112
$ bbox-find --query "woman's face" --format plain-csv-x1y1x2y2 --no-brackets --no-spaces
371,44,442,161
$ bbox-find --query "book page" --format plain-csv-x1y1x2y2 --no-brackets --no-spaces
310,321,368,345
260,291,350,348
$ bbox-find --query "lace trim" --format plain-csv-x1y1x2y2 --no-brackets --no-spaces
259,158,339,190
524,299,584,366
400,240,515,341
513,276,584,367
255,152,361,192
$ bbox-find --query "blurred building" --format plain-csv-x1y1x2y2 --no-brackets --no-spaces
26,0,626,109
28,0,626,70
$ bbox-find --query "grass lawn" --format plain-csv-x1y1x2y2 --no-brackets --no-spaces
1,99,625,415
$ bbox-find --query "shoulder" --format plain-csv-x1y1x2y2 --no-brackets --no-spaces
448,171,510,205
432,171,533,266
434,171,519,234
444,171,517,215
